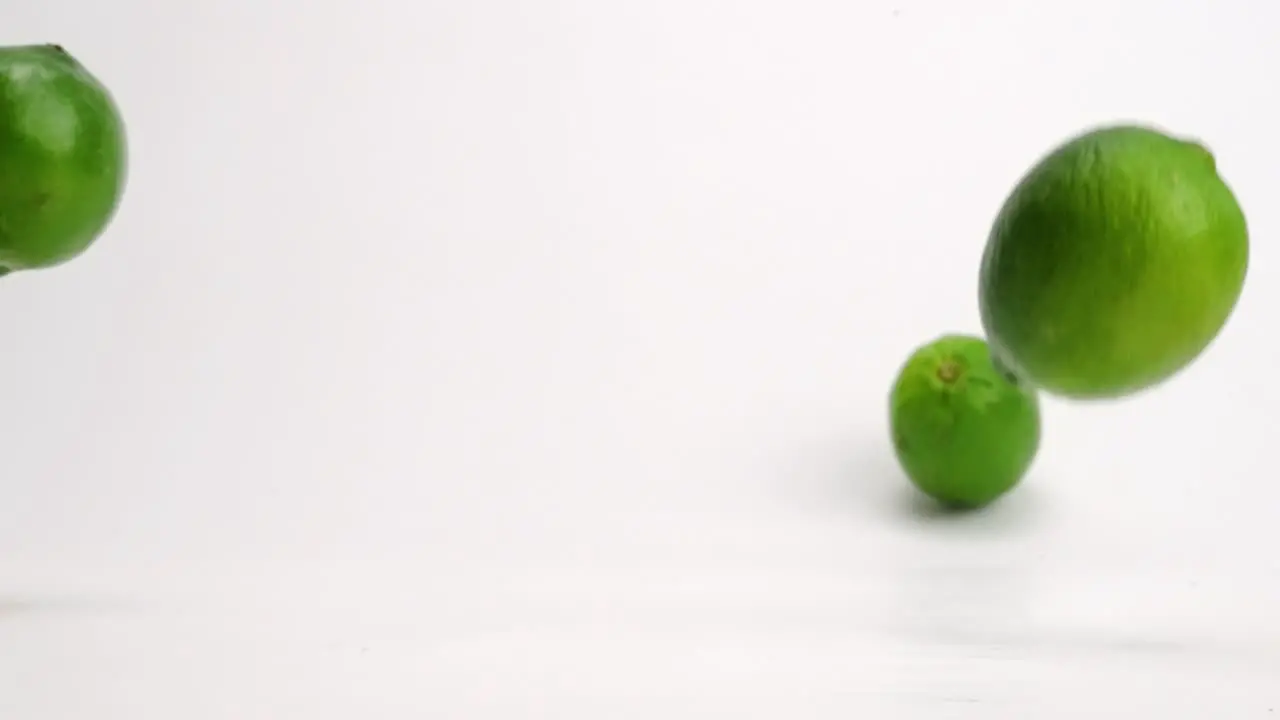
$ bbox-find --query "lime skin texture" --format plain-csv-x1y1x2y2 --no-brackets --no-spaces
979,124,1248,399
0,44,126,274
889,334,1041,509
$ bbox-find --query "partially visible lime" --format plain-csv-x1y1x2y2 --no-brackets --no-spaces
979,124,1248,399
0,44,127,273
889,334,1040,509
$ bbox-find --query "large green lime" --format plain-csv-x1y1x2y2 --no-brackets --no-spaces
889,334,1041,509
979,124,1248,399
0,44,126,273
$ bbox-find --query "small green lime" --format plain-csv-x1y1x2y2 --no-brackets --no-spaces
979,124,1247,398
889,334,1040,509
0,44,127,273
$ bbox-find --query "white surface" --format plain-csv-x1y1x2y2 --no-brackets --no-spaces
2,0,1279,717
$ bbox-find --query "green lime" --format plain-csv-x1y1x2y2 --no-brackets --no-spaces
0,44,126,273
979,124,1247,399
889,334,1040,509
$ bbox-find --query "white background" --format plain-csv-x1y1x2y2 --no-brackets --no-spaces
1,0,1278,717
